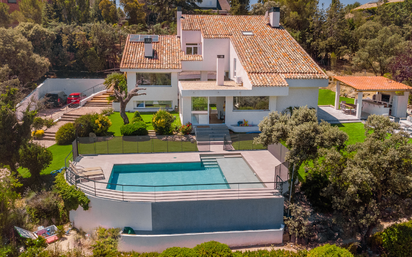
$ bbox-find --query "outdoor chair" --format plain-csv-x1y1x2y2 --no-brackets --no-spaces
69,161,104,179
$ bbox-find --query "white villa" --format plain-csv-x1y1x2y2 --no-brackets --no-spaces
119,8,328,132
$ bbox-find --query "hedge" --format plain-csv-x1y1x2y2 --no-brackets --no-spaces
55,123,76,145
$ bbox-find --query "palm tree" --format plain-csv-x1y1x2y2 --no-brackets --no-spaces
104,72,146,124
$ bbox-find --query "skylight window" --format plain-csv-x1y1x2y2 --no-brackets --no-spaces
242,31,254,36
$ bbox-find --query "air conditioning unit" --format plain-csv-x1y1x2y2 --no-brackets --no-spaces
235,76,242,84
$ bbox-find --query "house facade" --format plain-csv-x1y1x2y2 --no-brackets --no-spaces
119,8,328,132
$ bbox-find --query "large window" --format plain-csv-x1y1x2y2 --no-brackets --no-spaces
233,96,269,110
186,43,199,55
136,73,171,85
135,101,172,109
192,97,208,111
8,0,17,3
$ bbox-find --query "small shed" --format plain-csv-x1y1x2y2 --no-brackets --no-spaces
333,76,411,119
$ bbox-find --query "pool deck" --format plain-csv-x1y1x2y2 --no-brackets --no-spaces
74,150,281,190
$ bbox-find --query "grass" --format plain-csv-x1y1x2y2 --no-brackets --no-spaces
18,144,72,178
107,111,181,136
230,134,267,150
318,89,354,107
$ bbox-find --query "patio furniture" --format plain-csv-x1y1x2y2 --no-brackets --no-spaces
342,102,357,116
69,161,104,178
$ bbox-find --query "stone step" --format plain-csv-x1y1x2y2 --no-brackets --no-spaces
39,136,55,140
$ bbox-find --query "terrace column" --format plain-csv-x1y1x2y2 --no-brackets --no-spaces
200,71,208,81
335,81,340,110
357,91,363,119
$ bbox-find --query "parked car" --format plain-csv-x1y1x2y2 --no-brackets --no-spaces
67,92,85,105
44,91,67,108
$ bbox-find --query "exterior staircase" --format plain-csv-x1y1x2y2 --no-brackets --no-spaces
200,153,242,168
42,131,57,141
83,92,113,108
59,113,82,122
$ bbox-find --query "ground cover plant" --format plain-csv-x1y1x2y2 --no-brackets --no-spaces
318,89,354,107
371,220,412,257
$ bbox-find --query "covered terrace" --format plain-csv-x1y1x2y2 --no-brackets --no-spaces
334,76,411,119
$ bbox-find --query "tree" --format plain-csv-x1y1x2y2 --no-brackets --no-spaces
0,28,50,86
284,203,312,243
15,0,44,24
230,0,250,15
99,0,118,24
146,0,201,24
15,22,56,59
19,143,53,180
104,73,146,124
0,3,11,27
121,0,146,25
0,88,36,173
310,115,412,249
389,42,412,86
353,24,406,75
255,107,348,200
250,1,281,15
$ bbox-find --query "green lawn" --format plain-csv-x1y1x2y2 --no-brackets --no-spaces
18,144,72,178
108,111,181,136
318,89,354,107
230,134,266,150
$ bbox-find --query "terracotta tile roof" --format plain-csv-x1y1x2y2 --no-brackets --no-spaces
248,73,288,87
121,35,183,70
334,76,412,91
181,15,327,86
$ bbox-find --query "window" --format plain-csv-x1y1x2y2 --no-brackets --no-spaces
233,96,269,110
136,73,171,85
233,58,237,78
135,101,172,109
381,94,391,103
186,43,199,55
8,0,17,3
242,31,254,36
192,97,208,111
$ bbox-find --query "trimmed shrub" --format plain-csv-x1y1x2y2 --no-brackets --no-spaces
32,117,44,130
74,113,99,137
160,247,198,257
152,110,176,135
308,244,353,257
92,115,112,136
378,220,412,257
56,123,76,145
120,121,148,136
180,122,192,135
33,130,44,139
132,111,144,122
193,241,233,257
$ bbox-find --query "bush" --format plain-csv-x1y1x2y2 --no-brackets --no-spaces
308,244,353,257
193,241,233,257
120,121,148,136
101,107,114,116
19,143,53,179
56,123,76,145
132,111,143,122
33,129,44,139
378,220,412,256
74,113,98,137
180,122,192,135
25,190,67,225
92,227,121,257
160,247,198,257
44,118,56,128
152,110,176,135
32,117,44,131
301,171,332,212
92,115,112,136
236,249,308,256
54,172,90,211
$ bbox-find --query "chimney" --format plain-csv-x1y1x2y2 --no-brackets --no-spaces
144,38,153,58
177,6,182,37
269,7,280,28
216,55,225,86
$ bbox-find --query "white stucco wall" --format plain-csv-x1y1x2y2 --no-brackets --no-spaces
229,41,252,89
118,227,284,253
181,96,192,125
276,87,320,113
36,78,105,99
122,72,179,112
392,92,409,118
181,31,202,55
70,197,152,234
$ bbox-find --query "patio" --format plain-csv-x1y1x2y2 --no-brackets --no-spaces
318,106,367,124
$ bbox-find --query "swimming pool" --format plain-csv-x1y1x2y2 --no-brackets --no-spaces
107,162,229,192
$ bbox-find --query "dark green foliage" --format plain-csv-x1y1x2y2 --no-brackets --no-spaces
301,171,332,212
54,172,90,211
120,121,148,136
43,118,56,128
55,122,76,145
19,143,53,179
74,113,99,137
376,220,412,257
152,109,176,135
193,241,233,257
160,247,198,257
236,249,308,256
26,236,47,248
25,190,67,225
132,111,143,123
307,244,353,257
32,117,44,130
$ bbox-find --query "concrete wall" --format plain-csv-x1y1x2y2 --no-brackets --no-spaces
392,92,409,118
118,227,285,253
276,87,320,113
36,78,105,99
151,198,284,234
70,196,152,233
225,96,275,127
229,41,252,89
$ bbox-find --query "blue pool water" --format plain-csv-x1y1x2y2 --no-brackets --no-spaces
107,162,230,192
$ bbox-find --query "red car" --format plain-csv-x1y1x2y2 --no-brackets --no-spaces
67,93,84,105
